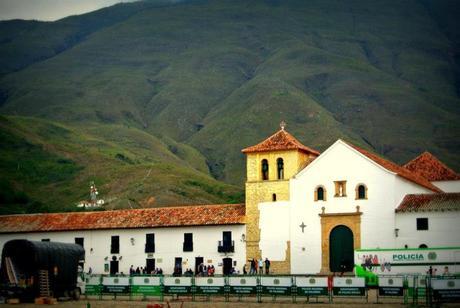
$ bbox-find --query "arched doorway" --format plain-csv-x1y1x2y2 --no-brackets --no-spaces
329,225,354,272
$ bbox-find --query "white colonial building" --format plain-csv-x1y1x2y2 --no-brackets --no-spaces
0,126,459,275
0,204,246,275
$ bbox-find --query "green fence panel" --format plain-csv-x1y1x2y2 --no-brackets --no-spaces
378,277,404,297
194,277,226,295
432,277,460,302
85,275,102,295
260,276,292,296
296,276,329,296
131,276,162,296
332,277,366,296
228,276,258,295
102,276,130,294
163,276,192,295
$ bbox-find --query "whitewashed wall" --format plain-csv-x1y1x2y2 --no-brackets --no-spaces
432,180,460,192
258,201,290,261
395,211,460,248
288,140,433,274
0,224,246,275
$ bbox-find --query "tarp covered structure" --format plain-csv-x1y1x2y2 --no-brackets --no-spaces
0,240,84,297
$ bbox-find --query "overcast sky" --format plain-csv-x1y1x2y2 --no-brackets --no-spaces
0,0,139,21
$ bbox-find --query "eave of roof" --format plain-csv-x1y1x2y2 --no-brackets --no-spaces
0,204,246,234
344,142,442,193
241,129,320,155
403,151,460,181
396,193,460,213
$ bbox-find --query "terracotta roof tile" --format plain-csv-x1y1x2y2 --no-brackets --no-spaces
396,193,460,212
403,151,460,181
242,129,320,155
345,142,442,193
0,204,245,234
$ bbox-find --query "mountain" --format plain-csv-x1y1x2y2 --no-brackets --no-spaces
0,0,459,213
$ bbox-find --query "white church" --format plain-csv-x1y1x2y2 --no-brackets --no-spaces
0,125,459,275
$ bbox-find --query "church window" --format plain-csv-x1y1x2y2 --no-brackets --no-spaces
111,235,120,254
75,237,84,247
334,181,347,197
261,159,269,180
145,233,155,253
272,193,277,201
356,184,367,199
416,218,428,231
277,158,284,180
314,186,326,201
183,233,193,252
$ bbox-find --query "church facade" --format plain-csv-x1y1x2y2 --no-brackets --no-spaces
0,126,459,275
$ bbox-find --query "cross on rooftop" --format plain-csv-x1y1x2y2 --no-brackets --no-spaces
280,120,287,130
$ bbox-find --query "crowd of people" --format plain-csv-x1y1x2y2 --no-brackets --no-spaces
105,258,273,277
129,265,163,275
243,258,271,275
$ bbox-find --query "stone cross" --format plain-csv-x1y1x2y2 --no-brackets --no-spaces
299,222,306,233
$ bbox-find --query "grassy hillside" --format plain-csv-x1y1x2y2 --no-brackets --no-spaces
0,116,243,215
0,0,459,213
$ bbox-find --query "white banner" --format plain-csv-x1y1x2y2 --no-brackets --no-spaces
432,279,460,290
229,276,257,286
296,277,328,287
102,277,129,286
333,277,365,287
86,276,101,285
378,277,403,287
131,276,161,286
163,277,192,286
195,277,225,286
261,276,292,287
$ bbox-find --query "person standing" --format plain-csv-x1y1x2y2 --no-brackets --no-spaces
250,258,255,275
258,258,263,274
264,258,270,275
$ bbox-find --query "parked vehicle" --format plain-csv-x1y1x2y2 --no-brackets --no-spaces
0,240,85,302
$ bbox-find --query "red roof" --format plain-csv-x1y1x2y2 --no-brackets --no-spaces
0,204,245,234
403,151,460,181
396,193,460,212
345,142,442,193
242,129,320,155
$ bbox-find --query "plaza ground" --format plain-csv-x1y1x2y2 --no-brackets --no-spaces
3,289,456,307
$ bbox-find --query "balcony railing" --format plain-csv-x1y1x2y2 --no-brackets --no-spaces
218,240,234,253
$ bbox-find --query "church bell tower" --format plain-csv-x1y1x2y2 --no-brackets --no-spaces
242,122,319,273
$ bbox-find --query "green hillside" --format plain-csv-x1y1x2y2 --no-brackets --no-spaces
0,0,459,213
0,116,242,215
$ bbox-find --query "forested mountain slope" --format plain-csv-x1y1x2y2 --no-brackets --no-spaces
0,0,458,213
